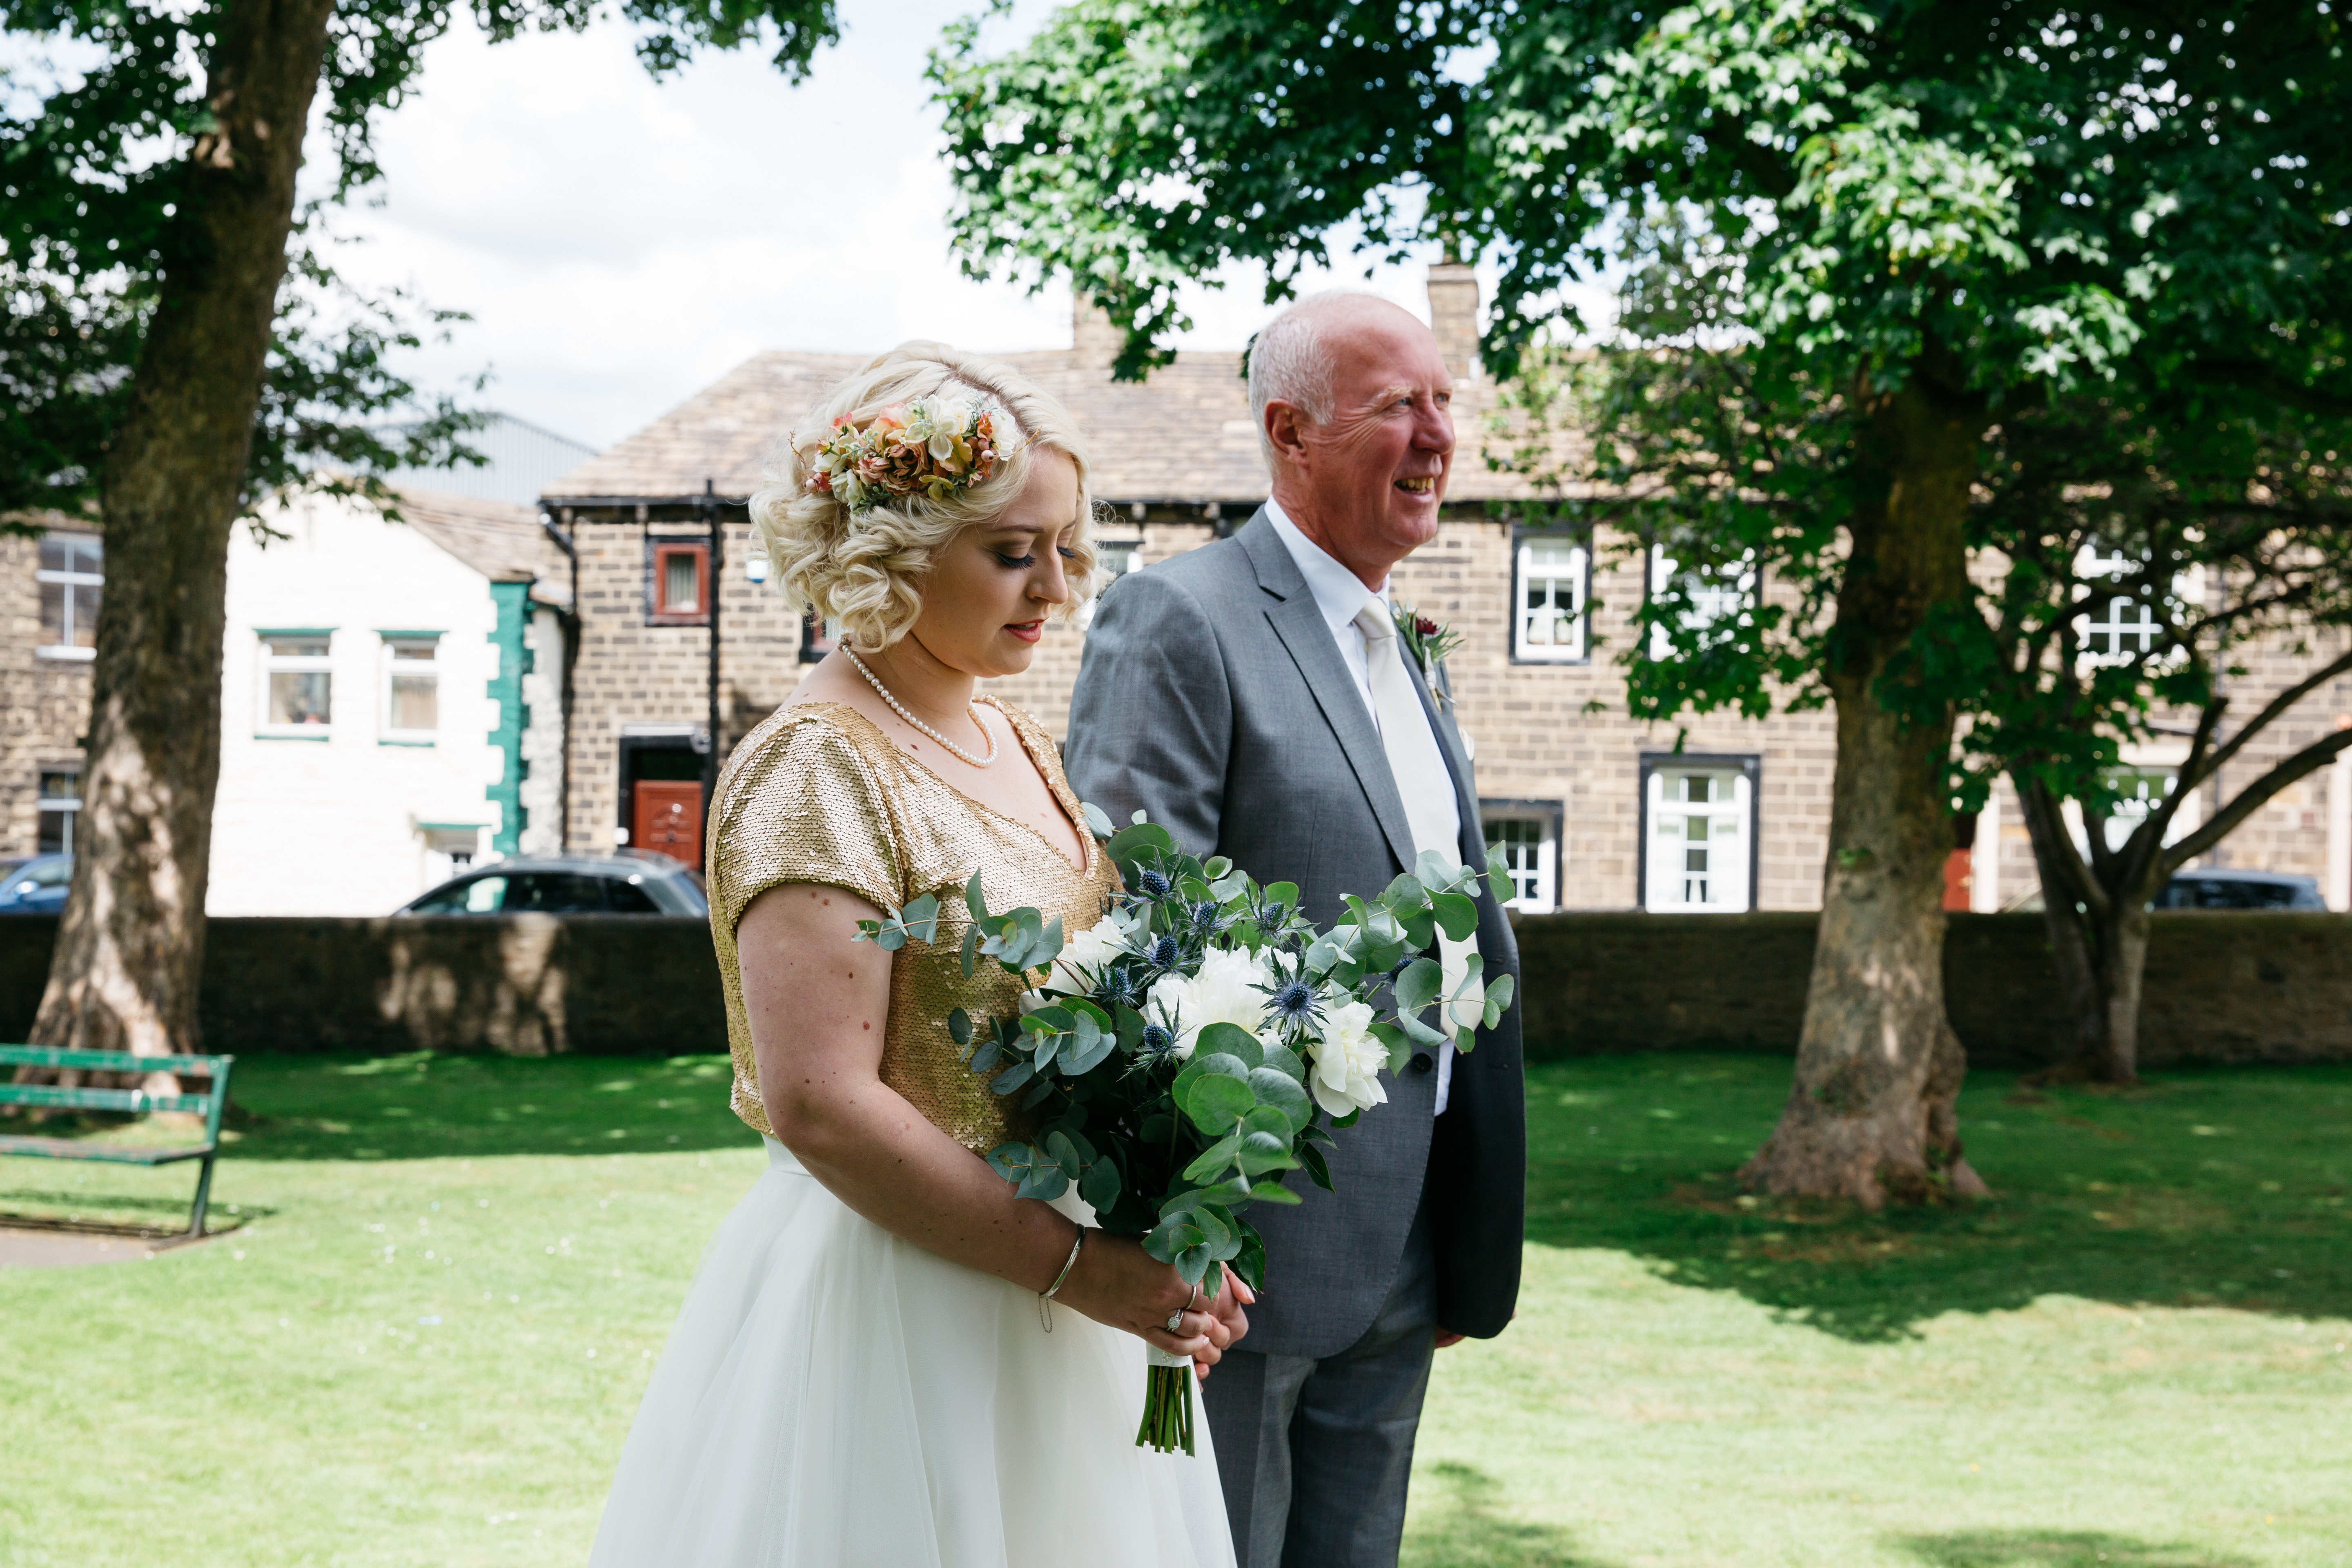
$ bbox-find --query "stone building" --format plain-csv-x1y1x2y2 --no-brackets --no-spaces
0,520,102,864
537,265,2352,913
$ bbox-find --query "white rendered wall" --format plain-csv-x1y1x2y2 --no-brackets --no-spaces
210,494,508,915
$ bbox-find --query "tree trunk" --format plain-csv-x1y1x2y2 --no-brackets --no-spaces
27,0,334,1086
1742,375,1988,1206
2014,781,2149,1085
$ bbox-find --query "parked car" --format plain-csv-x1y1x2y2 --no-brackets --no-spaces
2154,869,2328,910
0,854,71,915
395,853,708,917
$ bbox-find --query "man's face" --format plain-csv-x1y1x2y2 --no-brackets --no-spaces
1286,305,1455,578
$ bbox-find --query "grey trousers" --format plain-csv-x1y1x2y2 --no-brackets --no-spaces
1203,1194,1439,1568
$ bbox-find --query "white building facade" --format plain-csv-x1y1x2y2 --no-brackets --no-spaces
207,487,567,915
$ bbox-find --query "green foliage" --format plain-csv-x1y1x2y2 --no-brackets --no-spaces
1,0,841,520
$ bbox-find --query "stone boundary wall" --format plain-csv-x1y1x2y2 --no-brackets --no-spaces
0,912,2345,1065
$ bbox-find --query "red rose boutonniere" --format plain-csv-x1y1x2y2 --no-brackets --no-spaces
1390,601,1463,706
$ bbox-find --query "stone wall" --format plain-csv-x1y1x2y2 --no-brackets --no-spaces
2,911,2344,1066
0,523,97,861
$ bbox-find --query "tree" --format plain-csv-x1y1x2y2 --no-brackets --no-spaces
1920,382,2352,1085
933,0,2350,1203
3,0,841,1070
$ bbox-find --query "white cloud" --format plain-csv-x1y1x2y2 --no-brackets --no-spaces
324,0,1571,450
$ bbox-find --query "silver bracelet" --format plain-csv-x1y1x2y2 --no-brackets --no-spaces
1038,1228,1086,1332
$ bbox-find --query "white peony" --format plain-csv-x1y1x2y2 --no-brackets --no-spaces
1145,945,1272,1060
1305,1000,1389,1118
1045,915,1129,996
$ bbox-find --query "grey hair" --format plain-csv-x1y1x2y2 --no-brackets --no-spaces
1247,292,1369,466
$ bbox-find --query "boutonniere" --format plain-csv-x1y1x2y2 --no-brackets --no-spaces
1391,601,1463,706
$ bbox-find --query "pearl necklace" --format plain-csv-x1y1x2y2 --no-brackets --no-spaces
842,647,999,768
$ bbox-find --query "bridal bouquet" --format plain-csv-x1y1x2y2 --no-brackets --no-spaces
855,810,1515,1453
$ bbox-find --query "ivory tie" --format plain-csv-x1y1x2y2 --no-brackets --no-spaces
1351,604,1476,1064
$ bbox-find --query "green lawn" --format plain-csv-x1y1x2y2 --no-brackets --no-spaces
1,1051,2345,1568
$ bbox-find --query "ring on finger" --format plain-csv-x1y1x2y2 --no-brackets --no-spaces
1163,1308,1185,1334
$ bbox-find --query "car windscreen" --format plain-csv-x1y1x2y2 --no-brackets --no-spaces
411,871,619,914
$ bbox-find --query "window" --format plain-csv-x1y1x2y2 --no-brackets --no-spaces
799,607,840,664
381,635,441,741
1078,538,1145,627
1641,757,1758,913
409,871,624,914
649,540,710,623
37,768,80,855
1648,547,1757,659
259,633,334,734
36,532,102,660
1481,800,1563,912
2074,544,2194,667
1511,532,1588,662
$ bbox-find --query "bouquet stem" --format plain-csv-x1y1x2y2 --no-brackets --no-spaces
1138,1350,1195,1455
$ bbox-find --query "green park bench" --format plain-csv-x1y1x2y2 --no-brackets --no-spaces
0,1046,235,1239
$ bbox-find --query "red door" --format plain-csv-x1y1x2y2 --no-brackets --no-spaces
634,781,705,871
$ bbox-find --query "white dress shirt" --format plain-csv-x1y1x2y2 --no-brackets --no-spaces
1265,500,1463,1114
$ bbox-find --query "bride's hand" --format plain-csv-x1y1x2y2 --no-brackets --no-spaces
1054,1230,1219,1359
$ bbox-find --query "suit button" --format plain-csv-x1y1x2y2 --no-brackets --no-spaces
1409,1054,1434,1074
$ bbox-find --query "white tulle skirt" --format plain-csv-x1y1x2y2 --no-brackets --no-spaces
589,1138,1237,1568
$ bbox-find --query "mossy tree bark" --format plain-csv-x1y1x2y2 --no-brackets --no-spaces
28,0,336,1084
1741,371,1989,1206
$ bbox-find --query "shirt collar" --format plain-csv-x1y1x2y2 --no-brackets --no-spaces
1265,499,1387,639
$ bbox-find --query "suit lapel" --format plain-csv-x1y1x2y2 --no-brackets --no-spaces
1240,517,1423,877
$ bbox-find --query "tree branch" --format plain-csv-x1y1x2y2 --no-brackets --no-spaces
2168,724,2352,871
2196,644,2352,783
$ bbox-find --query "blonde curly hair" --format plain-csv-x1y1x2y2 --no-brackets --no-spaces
751,343,1101,651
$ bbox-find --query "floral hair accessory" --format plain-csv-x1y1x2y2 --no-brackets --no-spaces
803,396,1013,514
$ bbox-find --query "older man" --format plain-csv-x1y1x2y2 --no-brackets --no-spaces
1065,292,1526,1567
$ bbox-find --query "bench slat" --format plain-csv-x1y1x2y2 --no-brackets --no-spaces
0,1135,210,1165
0,1085,215,1116
0,1046,231,1074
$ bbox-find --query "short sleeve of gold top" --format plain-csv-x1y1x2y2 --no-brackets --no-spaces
708,699,1120,1154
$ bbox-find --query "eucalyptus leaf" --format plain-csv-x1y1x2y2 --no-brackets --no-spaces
1193,1023,1262,1070
1429,891,1479,942
947,1007,973,1046
1080,800,1116,839
1248,1180,1303,1205
965,868,989,923
1296,1141,1334,1192
1393,957,1443,1016
1236,1129,1299,1178
1080,1156,1122,1211
990,1061,1035,1095
1247,1069,1311,1133
1181,1073,1256,1136
1182,1130,1245,1183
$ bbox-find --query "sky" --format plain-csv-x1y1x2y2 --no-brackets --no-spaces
328,0,1488,451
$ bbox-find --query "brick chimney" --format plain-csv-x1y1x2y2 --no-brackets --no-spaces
1426,262,1479,381
1074,294,1124,371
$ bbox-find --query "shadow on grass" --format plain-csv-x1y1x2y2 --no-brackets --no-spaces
1524,1054,2352,1340
1898,1528,2254,1568
210,1051,765,1161
1403,1461,1615,1568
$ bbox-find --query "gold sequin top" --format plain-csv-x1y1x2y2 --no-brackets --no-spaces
707,698,1118,1152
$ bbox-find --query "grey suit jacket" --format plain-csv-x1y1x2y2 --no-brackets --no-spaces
1065,511,1526,1359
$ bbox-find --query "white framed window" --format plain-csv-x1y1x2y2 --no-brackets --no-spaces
381,634,442,743
1481,800,1562,912
2070,765,2201,856
1648,547,1757,659
258,632,334,736
1512,532,1588,662
36,532,103,660
1642,756,1757,913
37,768,81,855
1078,538,1146,627
2073,544,2199,668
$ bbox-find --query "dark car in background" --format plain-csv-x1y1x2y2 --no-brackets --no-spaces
0,854,72,915
395,853,708,917
2154,870,2328,910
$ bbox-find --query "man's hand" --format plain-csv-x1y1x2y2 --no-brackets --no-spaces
1434,1329,1467,1350
1194,1265,1256,1380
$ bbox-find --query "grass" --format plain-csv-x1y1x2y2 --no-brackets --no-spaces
0,1051,2345,1567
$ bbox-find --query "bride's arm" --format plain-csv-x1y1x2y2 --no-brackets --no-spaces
739,882,1229,1358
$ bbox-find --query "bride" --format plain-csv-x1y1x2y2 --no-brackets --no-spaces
588,345,1245,1568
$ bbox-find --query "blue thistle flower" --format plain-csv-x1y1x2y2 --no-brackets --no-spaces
1139,1023,1177,1061
1137,868,1173,899
1147,934,1181,970
1189,899,1220,931
1270,979,1318,1026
